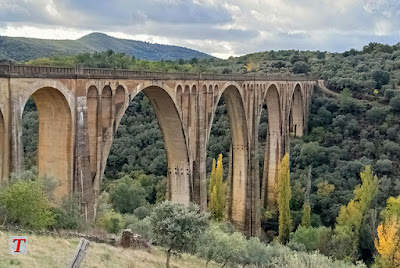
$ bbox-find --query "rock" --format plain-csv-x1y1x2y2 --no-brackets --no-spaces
120,229,151,252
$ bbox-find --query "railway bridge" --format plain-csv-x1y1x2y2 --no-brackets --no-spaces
0,63,316,236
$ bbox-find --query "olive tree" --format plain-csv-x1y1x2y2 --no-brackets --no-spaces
149,201,209,268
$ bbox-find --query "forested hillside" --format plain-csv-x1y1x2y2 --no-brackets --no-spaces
0,32,212,61
13,42,400,266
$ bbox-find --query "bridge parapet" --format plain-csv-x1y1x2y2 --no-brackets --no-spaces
0,63,315,81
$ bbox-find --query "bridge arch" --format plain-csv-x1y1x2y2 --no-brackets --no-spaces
260,83,282,210
23,86,73,199
109,85,191,204
209,82,248,231
290,84,304,137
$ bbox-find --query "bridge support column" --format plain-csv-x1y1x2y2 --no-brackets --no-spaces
191,85,207,210
248,88,261,237
10,96,24,175
75,96,95,221
0,78,12,181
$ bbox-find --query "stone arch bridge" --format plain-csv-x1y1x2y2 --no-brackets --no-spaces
0,63,316,237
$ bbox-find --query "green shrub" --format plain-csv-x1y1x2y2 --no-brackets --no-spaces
126,217,152,241
133,206,151,220
389,95,400,111
108,176,148,214
96,210,124,234
0,180,54,229
51,195,80,230
197,224,247,267
289,226,332,252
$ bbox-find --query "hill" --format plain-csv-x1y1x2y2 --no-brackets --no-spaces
0,32,212,62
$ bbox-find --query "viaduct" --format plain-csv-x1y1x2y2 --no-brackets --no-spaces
0,63,317,237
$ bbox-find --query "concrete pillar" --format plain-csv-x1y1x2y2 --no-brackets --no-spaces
75,96,95,221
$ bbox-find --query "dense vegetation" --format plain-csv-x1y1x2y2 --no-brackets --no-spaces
0,32,211,62
6,41,400,267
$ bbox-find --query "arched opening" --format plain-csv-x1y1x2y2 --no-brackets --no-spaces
22,87,73,199
101,86,112,141
182,85,190,128
87,86,99,179
207,85,248,232
290,85,304,137
115,85,125,118
260,85,282,210
176,85,182,109
105,86,190,204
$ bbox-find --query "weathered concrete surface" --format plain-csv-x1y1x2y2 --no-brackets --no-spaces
0,64,315,237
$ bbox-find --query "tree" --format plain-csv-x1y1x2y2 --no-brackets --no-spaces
289,226,332,253
390,95,400,111
292,61,310,74
96,210,124,234
338,88,354,111
333,165,379,261
149,201,209,268
242,237,270,267
108,176,148,213
374,216,400,268
381,196,400,221
198,224,247,268
0,180,54,229
277,153,292,243
209,154,225,221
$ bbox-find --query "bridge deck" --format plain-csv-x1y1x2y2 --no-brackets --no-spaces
0,63,315,81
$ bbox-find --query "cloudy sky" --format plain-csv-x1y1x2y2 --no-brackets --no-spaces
0,0,400,58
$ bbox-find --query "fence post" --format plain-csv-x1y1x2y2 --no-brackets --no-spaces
9,60,14,73
67,238,90,268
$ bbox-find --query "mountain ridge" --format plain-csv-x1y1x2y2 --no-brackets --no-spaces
0,32,213,62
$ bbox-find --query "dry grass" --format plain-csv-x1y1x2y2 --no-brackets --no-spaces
0,230,217,268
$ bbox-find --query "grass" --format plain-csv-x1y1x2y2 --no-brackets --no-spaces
0,230,217,268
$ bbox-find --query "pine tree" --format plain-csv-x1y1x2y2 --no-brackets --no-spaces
277,153,292,243
209,154,225,221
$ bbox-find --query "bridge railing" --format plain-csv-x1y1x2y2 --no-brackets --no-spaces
11,64,75,75
0,63,315,81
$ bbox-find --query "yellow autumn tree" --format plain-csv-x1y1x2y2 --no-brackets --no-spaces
245,60,259,72
209,154,225,221
333,165,378,261
375,216,400,268
374,196,400,267
277,153,292,243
